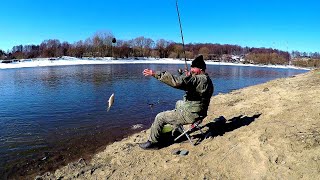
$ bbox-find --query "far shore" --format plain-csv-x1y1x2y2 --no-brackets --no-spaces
0,56,311,70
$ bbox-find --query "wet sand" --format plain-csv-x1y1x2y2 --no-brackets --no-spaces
3,128,142,179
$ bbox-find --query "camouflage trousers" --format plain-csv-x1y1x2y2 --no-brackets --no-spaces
148,100,199,143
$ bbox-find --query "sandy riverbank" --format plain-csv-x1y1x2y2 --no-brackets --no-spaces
33,69,320,179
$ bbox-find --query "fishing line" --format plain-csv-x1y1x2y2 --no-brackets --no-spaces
147,102,155,123
147,98,161,122
146,0,187,120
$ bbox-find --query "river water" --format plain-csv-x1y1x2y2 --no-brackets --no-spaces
0,63,307,178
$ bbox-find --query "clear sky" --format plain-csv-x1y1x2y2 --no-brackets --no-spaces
1,0,319,53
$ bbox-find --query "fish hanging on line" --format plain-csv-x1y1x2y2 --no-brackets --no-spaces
107,93,115,112
148,103,154,110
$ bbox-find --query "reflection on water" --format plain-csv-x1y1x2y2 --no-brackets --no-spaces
0,64,307,178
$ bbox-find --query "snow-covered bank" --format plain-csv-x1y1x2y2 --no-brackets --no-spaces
206,61,311,70
0,57,184,69
0,57,310,70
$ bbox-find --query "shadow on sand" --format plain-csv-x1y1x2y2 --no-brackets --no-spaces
202,114,262,139
159,114,261,148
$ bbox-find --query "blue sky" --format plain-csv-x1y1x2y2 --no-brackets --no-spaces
1,0,319,53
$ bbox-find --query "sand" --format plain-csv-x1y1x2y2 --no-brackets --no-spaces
34,69,320,179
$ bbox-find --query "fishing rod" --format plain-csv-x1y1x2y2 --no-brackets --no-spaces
175,0,188,74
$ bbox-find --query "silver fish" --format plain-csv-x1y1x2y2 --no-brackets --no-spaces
107,93,115,112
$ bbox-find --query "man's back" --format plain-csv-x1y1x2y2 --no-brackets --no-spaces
183,73,214,116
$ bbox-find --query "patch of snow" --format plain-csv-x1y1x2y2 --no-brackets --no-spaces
0,57,310,70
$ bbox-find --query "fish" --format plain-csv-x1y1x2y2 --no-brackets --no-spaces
107,93,115,112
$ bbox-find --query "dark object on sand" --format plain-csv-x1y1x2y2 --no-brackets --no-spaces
179,150,189,156
171,149,189,156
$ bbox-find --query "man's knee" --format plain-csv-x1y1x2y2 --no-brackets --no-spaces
154,110,183,125
154,112,166,124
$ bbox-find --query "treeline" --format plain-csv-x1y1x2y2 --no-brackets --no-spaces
292,58,320,68
0,31,319,67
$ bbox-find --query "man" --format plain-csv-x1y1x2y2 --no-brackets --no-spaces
139,55,214,149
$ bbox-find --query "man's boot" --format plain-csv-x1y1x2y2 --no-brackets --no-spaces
138,140,158,150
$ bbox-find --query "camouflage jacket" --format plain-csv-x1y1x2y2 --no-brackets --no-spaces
154,71,214,117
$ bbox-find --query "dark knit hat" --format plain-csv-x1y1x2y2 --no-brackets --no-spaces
191,54,206,70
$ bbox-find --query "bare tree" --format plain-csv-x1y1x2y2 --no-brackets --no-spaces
144,38,154,57
23,45,40,58
156,39,172,58
39,39,61,57
69,40,85,58
185,51,194,59
132,36,144,56
0,49,6,59
83,37,94,57
173,44,183,59
199,47,210,60
116,40,131,58
92,31,115,57
12,45,23,53
61,42,71,56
